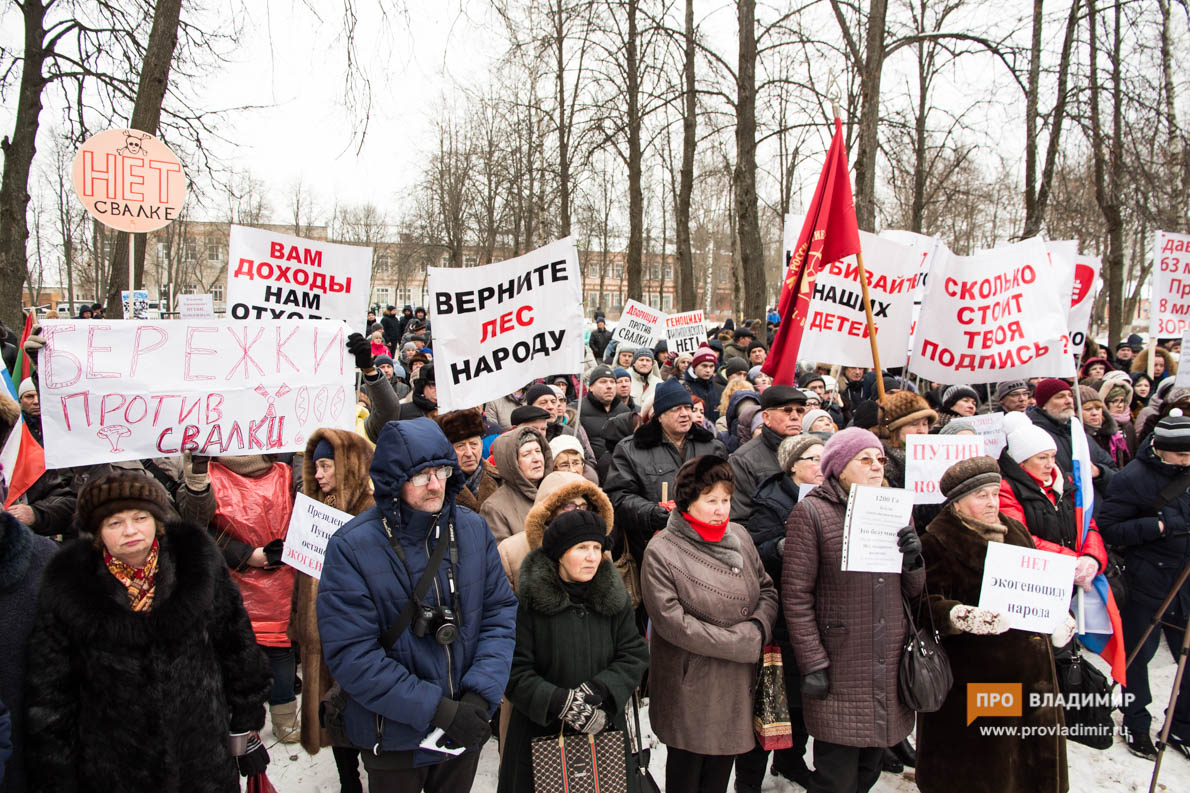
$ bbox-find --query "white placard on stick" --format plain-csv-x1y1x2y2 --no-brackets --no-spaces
1151,230,1190,338
612,299,665,349
978,542,1076,633
665,310,705,355
840,484,914,573
177,293,215,319
904,435,985,504
37,319,354,468
969,412,1007,461
121,289,149,320
283,492,353,579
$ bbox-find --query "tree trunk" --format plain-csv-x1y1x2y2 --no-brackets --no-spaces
625,0,643,303
853,0,888,232
103,0,183,318
675,0,697,312
553,0,572,239
734,0,766,320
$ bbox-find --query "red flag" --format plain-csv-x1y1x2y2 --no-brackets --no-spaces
14,310,33,386
763,118,861,385
2,420,45,508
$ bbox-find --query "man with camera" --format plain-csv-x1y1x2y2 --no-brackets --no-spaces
318,417,518,792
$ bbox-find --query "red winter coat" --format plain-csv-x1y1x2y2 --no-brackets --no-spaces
998,465,1107,572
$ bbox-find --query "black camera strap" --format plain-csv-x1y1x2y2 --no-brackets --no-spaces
380,514,452,652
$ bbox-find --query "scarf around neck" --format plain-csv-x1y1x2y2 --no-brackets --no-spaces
952,507,1009,544
681,511,728,543
104,538,160,612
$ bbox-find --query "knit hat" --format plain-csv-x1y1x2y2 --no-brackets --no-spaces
942,384,979,411
747,340,766,354
778,434,825,472
938,416,979,435
525,383,556,406
374,354,394,367
747,365,764,383
691,344,717,370
801,408,834,432
313,438,335,461
1033,378,1072,410
820,427,883,480
1098,370,1133,405
588,365,615,385
1127,333,1144,352
939,456,1002,503
632,348,654,365
798,371,825,389
674,455,733,512
653,378,693,416
510,405,551,425
881,391,937,433
437,410,486,444
1003,411,1057,463
17,378,34,398
761,385,807,409
613,367,630,380
1154,409,1190,453
76,470,172,536
1077,385,1103,407
724,357,750,377
995,380,1029,402
541,508,609,562
548,434,584,460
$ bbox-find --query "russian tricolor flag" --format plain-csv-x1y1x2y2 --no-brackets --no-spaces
0,350,45,509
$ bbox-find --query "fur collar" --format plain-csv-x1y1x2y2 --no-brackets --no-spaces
302,428,375,516
923,505,1032,574
666,509,744,569
523,479,614,552
0,511,32,589
950,506,1008,543
633,416,715,450
517,547,627,616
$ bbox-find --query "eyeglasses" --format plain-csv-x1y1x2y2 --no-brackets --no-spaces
854,455,887,468
408,466,452,487
796,455,822,463
771,405,806,416
558,501,590,513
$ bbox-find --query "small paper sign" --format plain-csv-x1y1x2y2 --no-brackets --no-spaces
904,435,985,504
282,492,354,579
978,542,1077,633
612,299,665,349
969,412,1007,461
664,309,705,355
177,293,214,319
840,484,914,573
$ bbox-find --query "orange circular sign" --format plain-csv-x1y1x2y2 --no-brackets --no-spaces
71,128,186,233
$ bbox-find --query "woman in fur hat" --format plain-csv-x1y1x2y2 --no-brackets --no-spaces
290,429,374,793
24,471,272,793
916,457,1069,793
875,391,938,489
1131,345,1177,384
498,509,648,793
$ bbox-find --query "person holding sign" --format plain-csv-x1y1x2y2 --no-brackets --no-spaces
915,457,1069,793
783,428,924,793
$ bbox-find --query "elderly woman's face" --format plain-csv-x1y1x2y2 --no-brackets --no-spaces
839,446,886,488
954,483,1001,524
100,509,158,567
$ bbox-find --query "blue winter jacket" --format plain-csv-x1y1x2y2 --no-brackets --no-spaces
317,418,518,764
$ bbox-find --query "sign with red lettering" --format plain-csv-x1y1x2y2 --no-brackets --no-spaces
428,237,584,413
1068,255,1101,355
1151,230,1190,338
283,493,352,579
908,238,1075,384
979,542,1077,633
71,128,186,232
37,319,354,469
904,435,985,504
612,299,665,349
225,225,371,331
664,310,705,355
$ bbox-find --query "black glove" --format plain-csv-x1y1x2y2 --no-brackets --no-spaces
263,539,285,567
346,332,374,371
232,731,270,777
433,695,491,748
897,525,923,571
801,669,829,700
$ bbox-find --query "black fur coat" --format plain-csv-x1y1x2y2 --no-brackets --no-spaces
23,521,271,793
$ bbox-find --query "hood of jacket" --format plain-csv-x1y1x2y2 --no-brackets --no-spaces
369,418,462,525
632,414,716,450
725,388,761,425
517,547,627,616
302,428,375,516
522,471,614,552
491,426,553,503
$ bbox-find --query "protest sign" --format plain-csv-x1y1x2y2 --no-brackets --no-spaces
909,237,1075,384
428,237,584,414
225,225,371,330
904,434,985,504
177,293,215,319
1175,331,1190,387
613,299,665,349
979,542,1077,633
72,128,186,234
665,310,705,355
840,484,914,573
283,492,353,579
121,289,149,319
879,229,940,359
1068,255,1101,355
1151,230,1190,338
37,319,354,469
969,412,1007,460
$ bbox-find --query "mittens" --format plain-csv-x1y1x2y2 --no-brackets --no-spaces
948,604,1011,635
1052,613,1078,647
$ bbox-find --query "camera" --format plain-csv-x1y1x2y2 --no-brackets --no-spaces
412,604,459,645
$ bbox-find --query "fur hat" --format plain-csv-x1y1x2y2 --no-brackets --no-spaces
1155,409,1190,453
674,455,734,512
778,434,824,472
940,455,1002,503
881,391,937,433
76,470,171,537
437,410,486,444
541,508,609,562
1003,411,1057,463
1033,378,1072,410
820,427,883,480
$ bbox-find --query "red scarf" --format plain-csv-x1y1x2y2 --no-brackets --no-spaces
104,539,160,613
682,512,728,543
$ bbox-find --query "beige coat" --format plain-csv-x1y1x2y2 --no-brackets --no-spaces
478,427,553,542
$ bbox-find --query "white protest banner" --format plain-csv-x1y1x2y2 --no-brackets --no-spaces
1068,255,1101,355
177,293,215,319
978,542,1077,633
969,412,1007,461
1152,230,1190,338
904,434,985,504
226,225,371,330
665,310,705,355
428,237,584,414
121,289,150,319
879,229,940,358
613,299,665,349
909,237,1075,384
283,492,353,579
840,484,914,573
38,319,354,468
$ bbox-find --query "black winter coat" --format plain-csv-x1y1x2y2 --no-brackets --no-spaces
498,550,648,793
588,328,613,361
748,471,801,651
24,522,272,793
683,369,724,423
999,452,1078,551
729,426,784,523
570,393,632,463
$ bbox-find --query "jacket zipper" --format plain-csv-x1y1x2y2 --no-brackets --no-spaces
424,523,456,698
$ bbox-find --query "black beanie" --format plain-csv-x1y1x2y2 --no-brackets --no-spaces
541,509,609,562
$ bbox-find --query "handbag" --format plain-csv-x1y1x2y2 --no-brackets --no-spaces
530,728,629,793
1054,641,1114,750
753,645,794,750
629,693,660,793
614,551,642,610
898,596,953,713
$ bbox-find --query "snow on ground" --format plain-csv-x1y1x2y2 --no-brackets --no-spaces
265,647,1190,792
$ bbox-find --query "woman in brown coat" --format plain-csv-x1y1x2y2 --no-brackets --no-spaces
291,429,374,793
479,426,553,541
783,427,926,793
641,456,778,793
